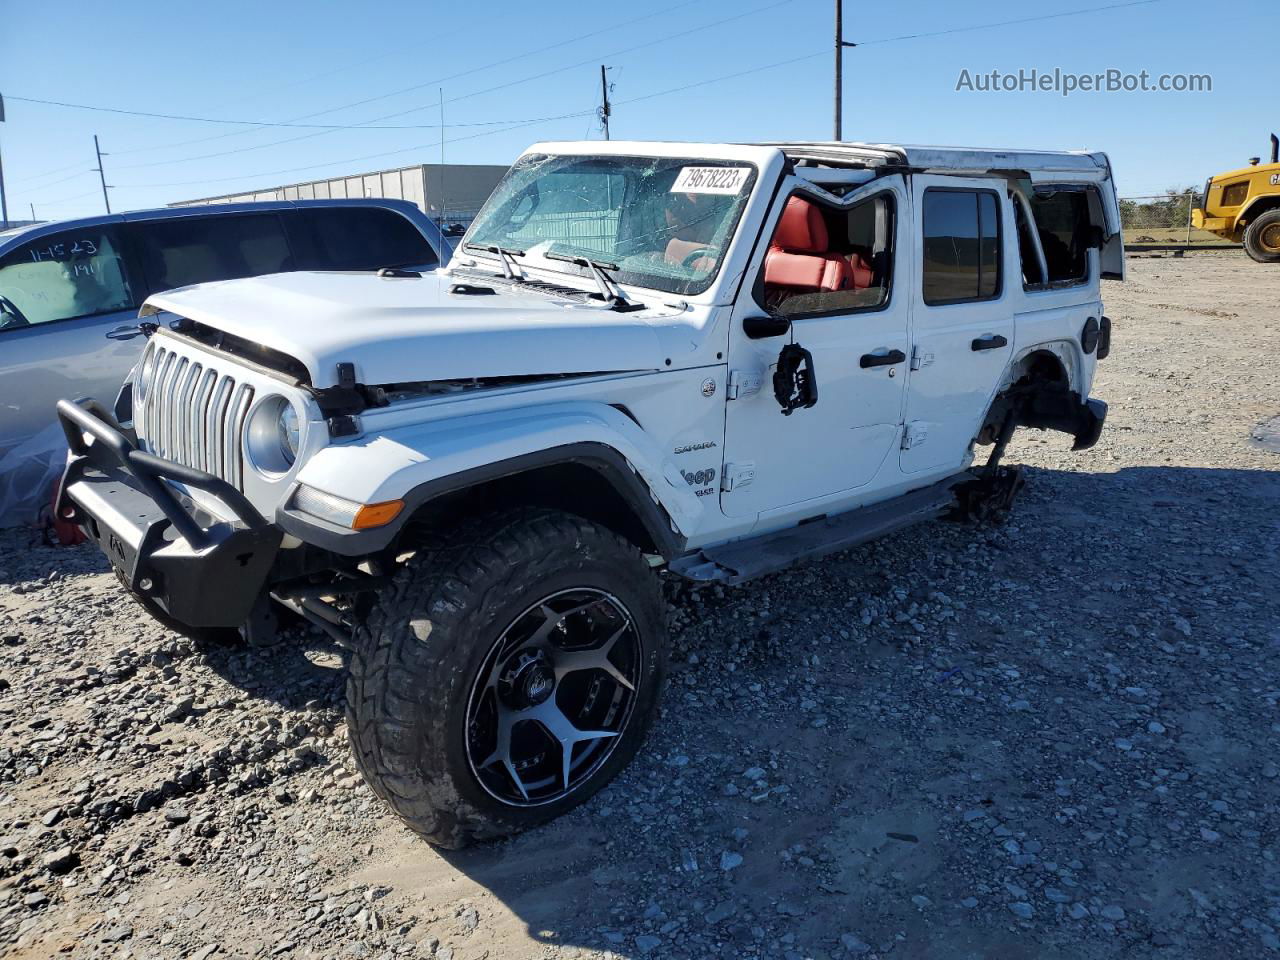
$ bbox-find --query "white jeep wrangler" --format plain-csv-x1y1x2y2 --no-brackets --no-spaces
56,140,1122,847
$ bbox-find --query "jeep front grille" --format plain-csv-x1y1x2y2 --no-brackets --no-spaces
135,343,255,490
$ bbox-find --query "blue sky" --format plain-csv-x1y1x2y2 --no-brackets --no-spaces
0,0,1267,221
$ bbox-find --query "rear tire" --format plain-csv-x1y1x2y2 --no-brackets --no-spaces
1244,209,1280,263
346,508,667,848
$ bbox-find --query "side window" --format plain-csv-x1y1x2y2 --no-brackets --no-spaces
134,213,294,293
761,192,895,318
922,189,1002,305
289,208,437,271
0,228,136,330
1028,190,1090,284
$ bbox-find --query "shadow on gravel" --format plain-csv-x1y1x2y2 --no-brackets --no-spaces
182,630,349,711
355,464,1280,960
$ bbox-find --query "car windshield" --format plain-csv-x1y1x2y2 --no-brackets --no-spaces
464,154,758,296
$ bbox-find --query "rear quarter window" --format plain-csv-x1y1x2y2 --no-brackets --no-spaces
288,207,437,271
133,213,294,293
1029,191,1091,283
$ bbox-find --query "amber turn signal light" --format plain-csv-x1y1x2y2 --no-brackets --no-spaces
352,499,405,530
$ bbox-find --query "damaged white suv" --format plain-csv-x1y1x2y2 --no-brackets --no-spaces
57,140,1122,847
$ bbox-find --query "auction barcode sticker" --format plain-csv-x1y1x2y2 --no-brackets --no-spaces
670,166,751,195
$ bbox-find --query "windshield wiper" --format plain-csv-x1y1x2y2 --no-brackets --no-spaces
543,250,635,309
463,243,525,280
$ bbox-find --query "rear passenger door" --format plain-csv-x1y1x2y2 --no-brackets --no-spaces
901,177,1014,475
285,206,439,272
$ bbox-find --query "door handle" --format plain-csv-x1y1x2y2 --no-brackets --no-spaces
859,349,906,369
971,334,1008,351
106,324,144,341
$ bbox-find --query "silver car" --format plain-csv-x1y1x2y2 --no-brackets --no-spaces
0,199,451,461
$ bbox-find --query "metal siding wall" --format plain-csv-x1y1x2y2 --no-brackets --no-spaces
170,163,506,217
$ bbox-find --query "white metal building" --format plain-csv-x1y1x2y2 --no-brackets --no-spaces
172,163,509,228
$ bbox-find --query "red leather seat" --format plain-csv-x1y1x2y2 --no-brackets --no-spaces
848,253,873,290
764,197,853,295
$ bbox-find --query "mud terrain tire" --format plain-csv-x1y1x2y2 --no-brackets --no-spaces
346,508,667,847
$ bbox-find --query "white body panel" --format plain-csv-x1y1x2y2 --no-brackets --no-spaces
901,175,1015,475
124,139,1118,557
720,174,911,518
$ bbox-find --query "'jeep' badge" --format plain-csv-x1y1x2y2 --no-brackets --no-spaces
701,378,717,398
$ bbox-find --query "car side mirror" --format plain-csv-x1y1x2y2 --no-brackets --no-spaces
743,315,791,340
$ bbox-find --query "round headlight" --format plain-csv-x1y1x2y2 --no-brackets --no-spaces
279,404,300,463
246,396,302,476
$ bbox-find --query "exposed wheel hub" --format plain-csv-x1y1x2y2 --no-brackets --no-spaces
501,650,556,708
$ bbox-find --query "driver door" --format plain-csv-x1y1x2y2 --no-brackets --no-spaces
720,176,910,520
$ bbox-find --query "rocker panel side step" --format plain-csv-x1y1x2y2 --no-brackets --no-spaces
670,477,962,584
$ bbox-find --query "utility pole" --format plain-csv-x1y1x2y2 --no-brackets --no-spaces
93,134,111,214
834,1,856,141
0,93,9,230
599,65,611,140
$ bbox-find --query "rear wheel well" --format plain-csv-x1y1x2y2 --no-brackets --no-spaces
398,462,668,557
1012,349,1069,388
977,350,1070,443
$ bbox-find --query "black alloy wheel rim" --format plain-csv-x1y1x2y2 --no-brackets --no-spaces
464,588,643,807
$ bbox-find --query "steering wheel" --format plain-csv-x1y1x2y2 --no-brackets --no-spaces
680,247,717,270
0,294,30,330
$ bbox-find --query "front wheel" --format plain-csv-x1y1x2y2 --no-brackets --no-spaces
1243,209,1280,263
346,508,667,847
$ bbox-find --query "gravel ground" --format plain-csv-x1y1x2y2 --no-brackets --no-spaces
1,252,1278,960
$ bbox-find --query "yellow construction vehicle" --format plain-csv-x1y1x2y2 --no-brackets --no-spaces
1193,134,1280,262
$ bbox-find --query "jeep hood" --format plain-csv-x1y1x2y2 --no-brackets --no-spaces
142,271,683,388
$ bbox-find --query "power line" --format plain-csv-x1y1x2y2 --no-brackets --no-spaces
109,0,791,174
851,0,1166,45
15,0,706,160
115,41,826,193
12,160,92,185
0,1,714,189
32,188,101,207
3,94,589,132
19,168,95,191
38,0,1170,210
112,109,600,189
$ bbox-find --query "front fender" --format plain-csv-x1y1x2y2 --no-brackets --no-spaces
284,401,700,551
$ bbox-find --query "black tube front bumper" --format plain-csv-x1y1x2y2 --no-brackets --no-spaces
55,399,282,629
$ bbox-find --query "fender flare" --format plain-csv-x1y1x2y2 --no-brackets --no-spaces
277,402,698,557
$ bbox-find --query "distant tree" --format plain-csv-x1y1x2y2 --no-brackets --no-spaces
1121,186,1202,236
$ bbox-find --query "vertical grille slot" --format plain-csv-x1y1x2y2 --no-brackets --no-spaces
134,342,256,492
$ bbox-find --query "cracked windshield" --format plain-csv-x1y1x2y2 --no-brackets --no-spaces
465,154,757,295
